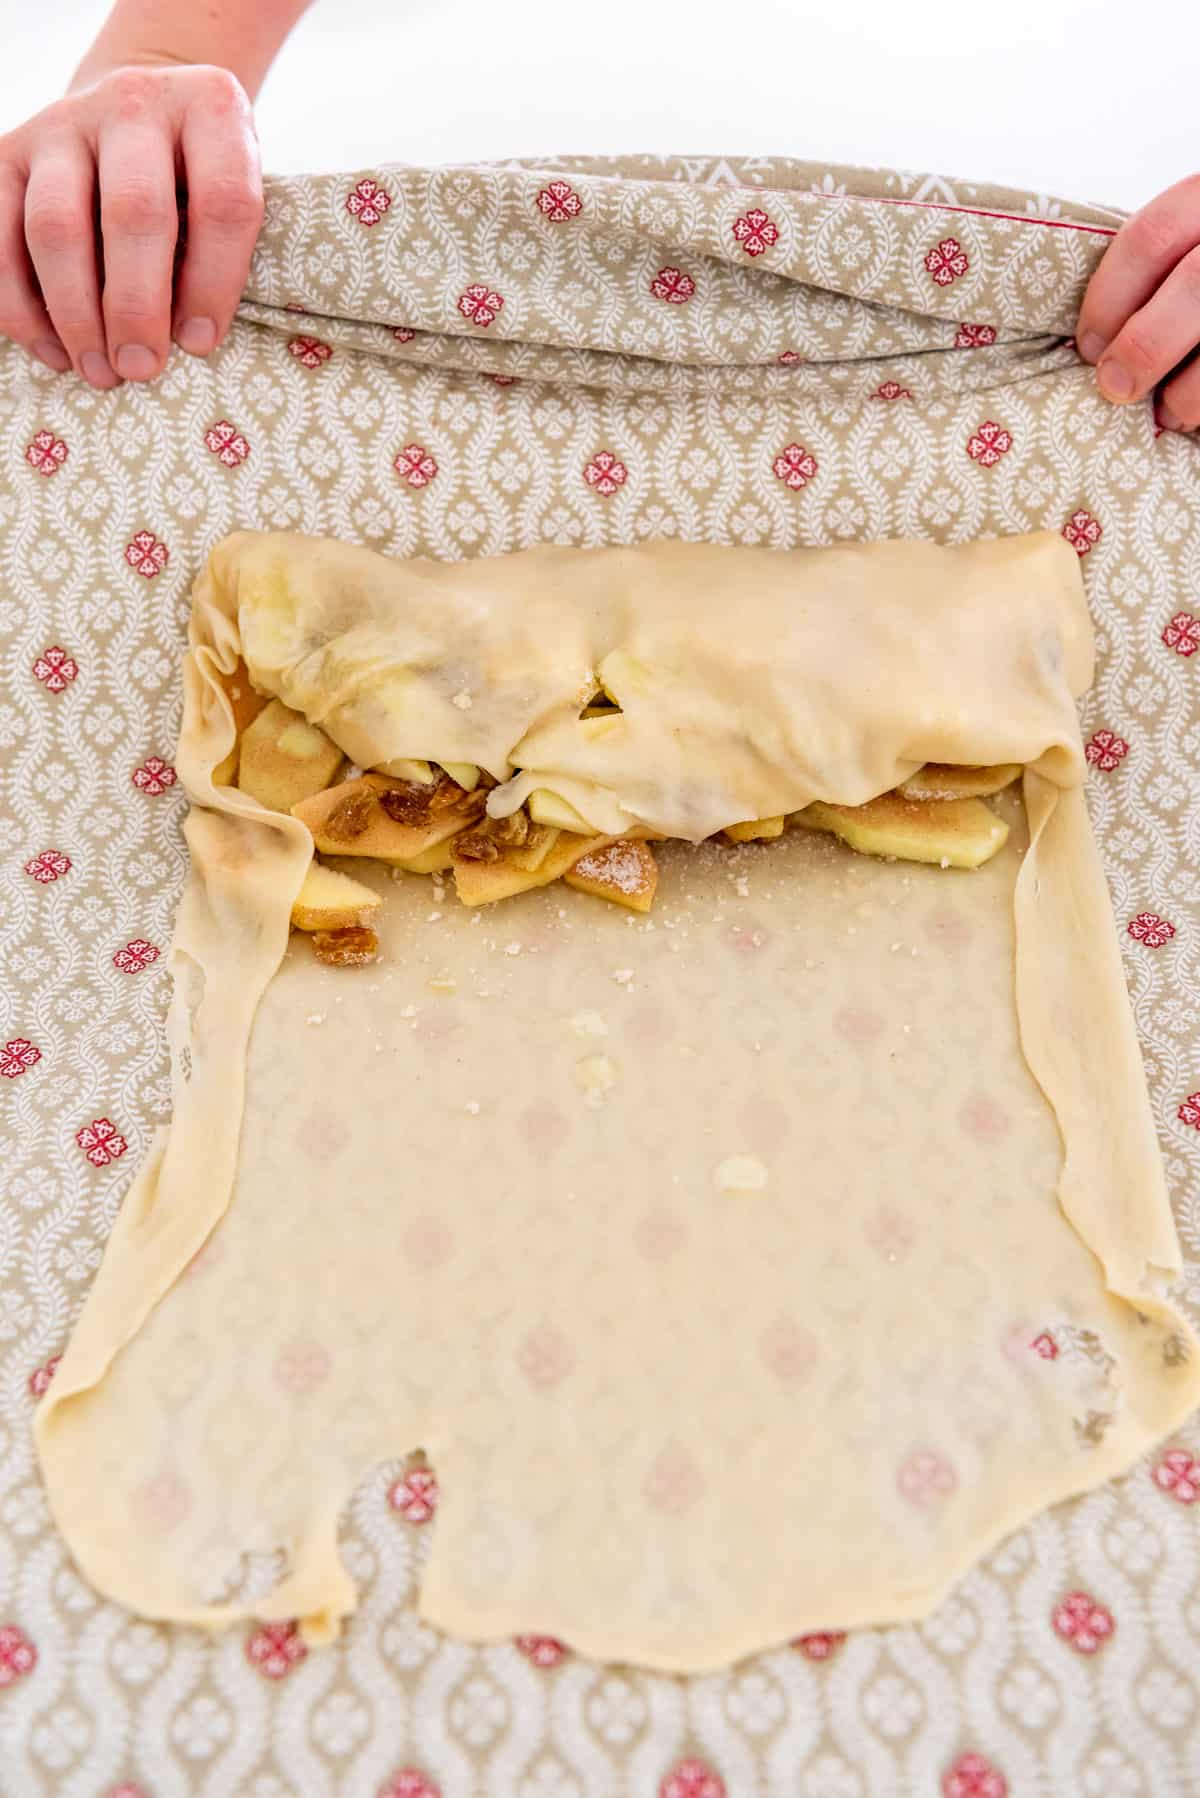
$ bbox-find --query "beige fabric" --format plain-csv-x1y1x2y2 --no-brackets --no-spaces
5,153,1200,1796
33,528,1199,1671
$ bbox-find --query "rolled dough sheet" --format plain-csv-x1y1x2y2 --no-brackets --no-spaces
35,530,1200,1673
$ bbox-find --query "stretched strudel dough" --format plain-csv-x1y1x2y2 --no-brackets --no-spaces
36,531,1200,1671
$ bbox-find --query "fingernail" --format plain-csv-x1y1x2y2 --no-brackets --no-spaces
114,343,158,381
175,316,216,355
80,350,119,388
1077,330,1107,363
1097,358,1134,402
1159,405,1188,433
33,338,71,372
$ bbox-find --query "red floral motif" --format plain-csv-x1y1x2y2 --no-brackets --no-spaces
379,1772,441,1798
28,1354,61,1398
1,1039,41,1080
660,1760,726,1798
772,443,818,490
124,531,169,579
388,1468,439,1523
33,646,79,691
25,430,68,475
925,237,970,286
650,266,696,304
25,849,71,883
731,207,779,257
1128,912,1176,947
1179,1092,1200,1131
203,420,251,467
392,327,415,343
515,1634,570,1667
288,335,333,368
1031,1331,1059,1360
897,1448,957,1506
489,373,516,386
644,1442,706,1515
954,323,997,348
584,450,628,496
1051,1590,1115,1654
1163,611,1200,656
113,939,160,973
109,1787,150,1798
1153,1447,1200,1503
942,1753,1007,1798
457,284,505,328
132,757,177,796
0,1625,37,1688
346,177,392,226
1062,508,1102,556
792,1630,846,1660
777,349,805,365
536,180,583,221
76,1118,128,1167
871,380,912,401
274,1340,333,1394
1084,729,1129,771
394,444,439,489
966,421,1013,466
133,1471,191,1533
246,1620,307,1678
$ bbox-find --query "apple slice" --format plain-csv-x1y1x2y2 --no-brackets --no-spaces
391,840,458,875
292,771,484,860
528,788,596,833
723,816,786,843
237,698,344,812
898,763,1022,801
211,657,271,786
796,793,1008,869
564,839,659,913
452,829,616,906
291,861,382,931
438,761,481,790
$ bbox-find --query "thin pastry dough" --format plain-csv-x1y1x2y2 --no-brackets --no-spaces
36,529,1199,1672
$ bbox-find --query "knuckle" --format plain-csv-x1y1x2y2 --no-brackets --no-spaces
1176,247,1200,309
1127,205,1186,269
189,174,263,234
196,65,249,113
103,294,166,336
25,195,86,253
108,67,159,117
102,180,174,238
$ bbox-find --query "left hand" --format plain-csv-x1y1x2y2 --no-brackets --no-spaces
1076,173,1200,433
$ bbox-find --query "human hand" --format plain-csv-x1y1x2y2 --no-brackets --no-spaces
0,61,263,388
1077,175,1200,433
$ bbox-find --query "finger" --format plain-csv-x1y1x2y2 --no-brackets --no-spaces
23,138,116,387
1091,245,1200,405
97,93,179,381
0,164,69,370
1076,174,1200,364
1159,351,1200,432
173,70,263,356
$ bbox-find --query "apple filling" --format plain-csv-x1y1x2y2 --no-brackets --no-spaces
218,661,1022,965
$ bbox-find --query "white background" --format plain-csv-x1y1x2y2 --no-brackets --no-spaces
0,0,1192,213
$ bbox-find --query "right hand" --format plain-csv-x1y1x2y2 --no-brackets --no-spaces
0,60,263,387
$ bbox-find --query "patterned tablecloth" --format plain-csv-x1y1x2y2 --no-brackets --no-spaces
1,152,1199,1798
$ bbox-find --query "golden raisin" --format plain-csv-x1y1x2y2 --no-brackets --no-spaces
451,828,502,863
323,788,376,841
311,925,379,966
